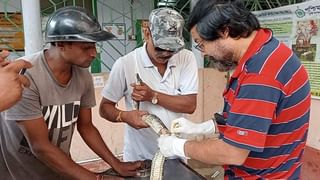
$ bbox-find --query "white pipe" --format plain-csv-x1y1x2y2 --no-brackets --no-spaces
21,0,43,55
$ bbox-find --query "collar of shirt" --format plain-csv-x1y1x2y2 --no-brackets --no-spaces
140,42,177,69
231,28,273,79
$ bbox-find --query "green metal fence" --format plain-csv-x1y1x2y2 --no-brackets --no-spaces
0,0,308,70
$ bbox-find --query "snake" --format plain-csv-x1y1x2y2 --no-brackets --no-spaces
101,114,170,179
141,114,171,180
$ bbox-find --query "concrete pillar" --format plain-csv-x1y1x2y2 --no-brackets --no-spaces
21,0,43,55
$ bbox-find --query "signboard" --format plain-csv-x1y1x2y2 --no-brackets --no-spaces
102,23,126,40
0,13,24,50
254,0,320,98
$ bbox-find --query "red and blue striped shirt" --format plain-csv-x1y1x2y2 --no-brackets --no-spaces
219,28,311,179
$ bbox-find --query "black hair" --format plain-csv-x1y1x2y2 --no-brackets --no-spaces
188,0,260,40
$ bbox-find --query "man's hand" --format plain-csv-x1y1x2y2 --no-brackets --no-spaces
112,160,143,177
0,50,32,111
0,50,10,66
122,110,149,129
131,82,155,102
157,135,188,158
171,117,216,136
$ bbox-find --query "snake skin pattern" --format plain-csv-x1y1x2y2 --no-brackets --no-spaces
141,114,171,180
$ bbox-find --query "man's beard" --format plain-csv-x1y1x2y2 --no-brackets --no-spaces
206,56,237,72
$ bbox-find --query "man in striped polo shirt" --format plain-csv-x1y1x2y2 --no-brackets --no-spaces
157,0,311,179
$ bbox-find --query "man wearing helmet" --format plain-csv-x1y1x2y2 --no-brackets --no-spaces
0,6,142,180
99,8,198,161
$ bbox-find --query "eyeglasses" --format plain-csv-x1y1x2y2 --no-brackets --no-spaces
194,40,204,52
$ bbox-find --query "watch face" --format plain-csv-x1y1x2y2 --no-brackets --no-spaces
152,96,158,104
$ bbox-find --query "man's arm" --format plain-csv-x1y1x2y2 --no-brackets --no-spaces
99,98,149,129
154,92,197,114
185,138,249,165
131,83,197,114
17,118,97,180
158,135,249,166
77,107,142,176
0,50,32,111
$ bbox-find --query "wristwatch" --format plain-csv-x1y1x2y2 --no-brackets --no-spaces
151,92,158,104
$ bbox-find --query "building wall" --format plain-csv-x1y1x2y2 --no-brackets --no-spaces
308,99,320,149
2,0,320,175
70,73,125,162
0,0,20,12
